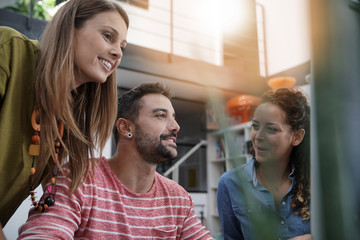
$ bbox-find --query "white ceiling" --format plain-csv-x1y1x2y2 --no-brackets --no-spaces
116,67,246,103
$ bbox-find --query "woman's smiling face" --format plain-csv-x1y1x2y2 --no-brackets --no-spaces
251,102,295,164
73,10,128,87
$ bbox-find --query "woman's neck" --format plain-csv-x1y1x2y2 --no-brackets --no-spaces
255,159,291,187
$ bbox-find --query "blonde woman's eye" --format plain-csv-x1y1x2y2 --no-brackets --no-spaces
104,33,112,41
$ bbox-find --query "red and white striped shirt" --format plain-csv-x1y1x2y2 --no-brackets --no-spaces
18,157,213,240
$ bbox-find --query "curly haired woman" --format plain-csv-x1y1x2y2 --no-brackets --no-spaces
217,88,311,240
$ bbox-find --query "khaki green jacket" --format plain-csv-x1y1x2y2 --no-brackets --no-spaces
0,26,40,226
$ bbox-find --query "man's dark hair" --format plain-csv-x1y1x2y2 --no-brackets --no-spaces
113,82,173,144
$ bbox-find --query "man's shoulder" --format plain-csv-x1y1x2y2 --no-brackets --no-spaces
155,172,190,197
155,172,184,189
58,158,104,182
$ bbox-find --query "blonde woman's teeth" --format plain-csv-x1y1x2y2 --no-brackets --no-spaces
100,59,112,70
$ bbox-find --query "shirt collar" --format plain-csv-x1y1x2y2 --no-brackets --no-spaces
244,157,257,185
247,157,296,186
288,164,296,181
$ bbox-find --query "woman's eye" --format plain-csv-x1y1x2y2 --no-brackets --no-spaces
104,33,112,41
268,127,278,133
251,123,259,130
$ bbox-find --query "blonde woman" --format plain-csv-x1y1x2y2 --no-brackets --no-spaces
0,0,129,229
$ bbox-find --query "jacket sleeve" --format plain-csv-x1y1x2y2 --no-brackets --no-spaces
0,59,7,106
217,174,244,240
0,27,11,105
0,26,39,226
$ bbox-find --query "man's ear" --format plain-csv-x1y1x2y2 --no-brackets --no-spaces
116,118,134,139
292,129,305,146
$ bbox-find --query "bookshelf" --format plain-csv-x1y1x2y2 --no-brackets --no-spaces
206,121,252,237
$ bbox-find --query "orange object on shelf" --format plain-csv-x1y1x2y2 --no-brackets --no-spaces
267,76,296,90
226,94,261,123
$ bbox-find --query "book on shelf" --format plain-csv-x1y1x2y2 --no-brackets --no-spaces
215,138,226,159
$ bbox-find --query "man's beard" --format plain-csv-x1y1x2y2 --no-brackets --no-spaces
134,124,177,165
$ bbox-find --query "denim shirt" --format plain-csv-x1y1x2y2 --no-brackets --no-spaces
217,158,310,240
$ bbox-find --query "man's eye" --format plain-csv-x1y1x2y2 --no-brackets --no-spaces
157,114,166,119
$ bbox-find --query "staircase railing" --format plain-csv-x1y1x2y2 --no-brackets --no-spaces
163,139,207,183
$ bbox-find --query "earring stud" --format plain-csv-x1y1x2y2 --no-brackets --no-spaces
127,133,132,138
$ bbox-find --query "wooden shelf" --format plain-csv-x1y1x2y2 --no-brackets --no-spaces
206,122,252,236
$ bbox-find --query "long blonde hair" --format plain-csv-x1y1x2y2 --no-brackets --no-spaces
35,0,129,193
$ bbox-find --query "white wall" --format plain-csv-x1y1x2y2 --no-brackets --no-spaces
122,0,312,77
256,0,311,77
121,0,223,65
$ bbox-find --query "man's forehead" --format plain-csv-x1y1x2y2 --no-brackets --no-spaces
139,94,174,112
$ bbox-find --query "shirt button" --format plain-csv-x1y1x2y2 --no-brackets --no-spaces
282,201,286,205
281,220,285,225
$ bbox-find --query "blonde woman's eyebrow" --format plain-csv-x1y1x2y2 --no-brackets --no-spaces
101,25,119,36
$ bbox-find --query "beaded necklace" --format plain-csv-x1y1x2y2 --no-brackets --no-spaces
28,110,64,212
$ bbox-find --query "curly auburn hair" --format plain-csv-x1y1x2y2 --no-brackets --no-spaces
261,88,310,220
